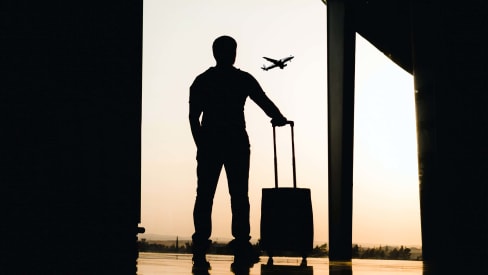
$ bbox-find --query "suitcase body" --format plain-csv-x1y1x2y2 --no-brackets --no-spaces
260,187,314,255
260,122,314,264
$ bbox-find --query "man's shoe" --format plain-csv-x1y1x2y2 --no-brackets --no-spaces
232,250,260,270
191,239,211,273
228,239,260,268
230,261,251,274
192,258,211,273
248,249,260,264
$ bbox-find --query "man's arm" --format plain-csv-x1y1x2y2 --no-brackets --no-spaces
248,75,288,126
189,107,202,147
189,82,203,147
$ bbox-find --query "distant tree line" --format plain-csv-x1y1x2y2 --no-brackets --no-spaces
138,239,418,260
138,238,327,257
352,244,416,260
138,238,192,253
138,239,241,255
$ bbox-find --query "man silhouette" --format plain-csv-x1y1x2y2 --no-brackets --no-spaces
189,35,288,272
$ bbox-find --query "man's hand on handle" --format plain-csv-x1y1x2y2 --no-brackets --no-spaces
271,116,291,127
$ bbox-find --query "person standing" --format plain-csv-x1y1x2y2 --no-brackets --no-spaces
189,35,288,272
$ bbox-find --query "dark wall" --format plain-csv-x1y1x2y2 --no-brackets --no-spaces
2,1,142,274
411,0,488,272
328,1,487,272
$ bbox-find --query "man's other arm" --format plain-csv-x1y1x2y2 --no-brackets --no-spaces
189,82,203,147
248,75,287,126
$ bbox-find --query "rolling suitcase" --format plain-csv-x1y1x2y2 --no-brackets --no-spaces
260,121,314,266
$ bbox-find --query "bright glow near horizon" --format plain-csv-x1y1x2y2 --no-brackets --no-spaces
142,0,421,247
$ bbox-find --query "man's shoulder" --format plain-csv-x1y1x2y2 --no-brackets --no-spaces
192,67,215,84
232,68,258,83
233,67,251,75
193,67,256,85
195,67,215,78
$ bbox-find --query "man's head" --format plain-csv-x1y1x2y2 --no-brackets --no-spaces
212,35,237,67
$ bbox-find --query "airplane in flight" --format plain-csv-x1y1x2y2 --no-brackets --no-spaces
261,55,294,71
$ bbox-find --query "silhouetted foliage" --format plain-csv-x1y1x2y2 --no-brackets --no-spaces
310,243,328,257
138,239,256,255
352,244,360,258
138,238,190,253
387,246,411,260
138,239,418,260
352,244,415,260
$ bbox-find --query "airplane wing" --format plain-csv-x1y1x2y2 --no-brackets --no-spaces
263,57,279,64
280,56,294,63
261,63,278,71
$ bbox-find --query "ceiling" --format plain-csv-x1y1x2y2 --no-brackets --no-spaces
342,0,413,74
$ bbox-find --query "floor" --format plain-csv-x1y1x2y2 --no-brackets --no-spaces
137,253,425,275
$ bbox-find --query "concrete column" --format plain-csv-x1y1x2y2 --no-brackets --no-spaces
412,0,488,272
327,0,356,261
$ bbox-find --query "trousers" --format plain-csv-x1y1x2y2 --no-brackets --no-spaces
192,128,251,251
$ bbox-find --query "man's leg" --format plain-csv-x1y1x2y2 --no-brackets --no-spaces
225,142,259,268
192,147,222,269
225,144,251,242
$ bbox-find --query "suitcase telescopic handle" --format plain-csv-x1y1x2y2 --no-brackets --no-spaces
273,121,297,188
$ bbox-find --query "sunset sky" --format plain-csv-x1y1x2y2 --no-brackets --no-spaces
141,0,421,246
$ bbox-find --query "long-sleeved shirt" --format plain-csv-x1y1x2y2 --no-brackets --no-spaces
189,66,284,146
